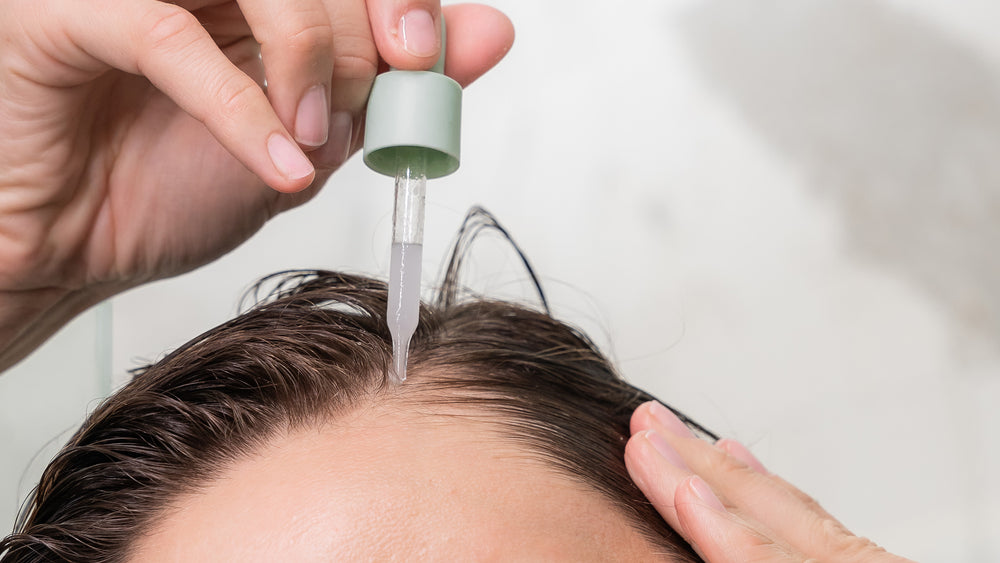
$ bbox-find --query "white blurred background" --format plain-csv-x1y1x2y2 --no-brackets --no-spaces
3,0,1000,560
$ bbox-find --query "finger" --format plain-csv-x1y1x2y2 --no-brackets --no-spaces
315,3,513,171
317,0,379,166
674,475,801,563
632,402,882,561
237,0,335,149
441,4,515,87
308,109,356,172
60,0,314,192
366,0,442,69
633,402,824,538
623,430,692,534
625,430,802,560
716,438,845,526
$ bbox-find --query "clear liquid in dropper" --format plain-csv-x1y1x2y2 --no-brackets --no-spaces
387,241,422,383
387,153,426,384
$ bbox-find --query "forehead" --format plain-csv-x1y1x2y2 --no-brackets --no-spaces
131,405,666,561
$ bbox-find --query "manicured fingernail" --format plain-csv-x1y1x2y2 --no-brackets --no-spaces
643,430,690,471
399,9,438,57
295,85,329,147
717,439,768,474
688,476,727,512
328,111,353,166
267,133,314,180
649,401,695,438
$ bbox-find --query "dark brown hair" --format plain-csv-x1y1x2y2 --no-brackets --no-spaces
1,209,714,562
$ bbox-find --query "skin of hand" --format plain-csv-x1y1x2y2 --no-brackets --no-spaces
625,401,917,563
0,0,514,370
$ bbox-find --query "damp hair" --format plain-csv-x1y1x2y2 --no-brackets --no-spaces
0,207,716,562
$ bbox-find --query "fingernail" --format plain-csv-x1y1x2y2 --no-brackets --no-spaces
649,401,695,438
267,133,314,180
643,430,690,471
295,85,329,147
328,111,353,166
688,475,727,512
399,9,439,57
717,439,768,474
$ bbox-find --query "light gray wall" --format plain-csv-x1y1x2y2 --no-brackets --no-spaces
1,307,110,535
4,0,999,560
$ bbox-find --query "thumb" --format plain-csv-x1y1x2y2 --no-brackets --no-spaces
367,0,443,69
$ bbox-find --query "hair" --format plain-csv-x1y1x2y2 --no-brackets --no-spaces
1,208,715,562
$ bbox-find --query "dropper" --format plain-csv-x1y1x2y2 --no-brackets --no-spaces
363,23,462,384
386,152,425,382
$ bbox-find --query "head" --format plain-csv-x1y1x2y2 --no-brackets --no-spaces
2,220,714,561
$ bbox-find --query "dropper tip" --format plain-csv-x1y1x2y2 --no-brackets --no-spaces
389,342,410,385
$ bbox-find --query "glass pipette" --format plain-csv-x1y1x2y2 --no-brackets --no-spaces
386,158,426,383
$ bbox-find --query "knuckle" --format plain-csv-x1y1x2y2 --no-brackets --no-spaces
851,537,891,558
278,22,335,55
797,491,827,514
841,537,890,560
792,480,832,516
813,516,888,558
701,443,752,477
774,474,829,513
142,5,201,55
212,74,260,124
333,53,378,84
327,26,378,83
815,515,851,540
